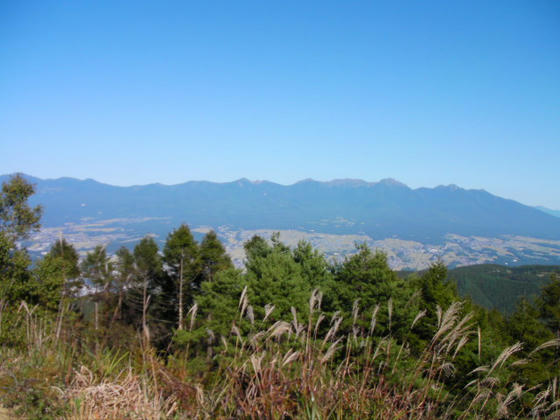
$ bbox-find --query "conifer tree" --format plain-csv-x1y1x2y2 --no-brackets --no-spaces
0,175,41,305
81,246,114,332
198,230,232,284
538,273,560,335
112,246,135,324
333,243,416,336
133,236,165,336
413,261,458,341
245,235,310,320
0,174,42,242
38,239,83,339
81,246,114,297
163,225,198,330
49,238,82,300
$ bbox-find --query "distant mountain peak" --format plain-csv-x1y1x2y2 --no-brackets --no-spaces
234,177,252,185
5,173,560,249
295,178,317,184
377,178,408,188
325,178,371,187
435,184,462,191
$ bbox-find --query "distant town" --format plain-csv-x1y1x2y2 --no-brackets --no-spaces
25,217,560,270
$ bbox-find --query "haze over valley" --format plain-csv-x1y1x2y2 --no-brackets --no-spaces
11,174,560,270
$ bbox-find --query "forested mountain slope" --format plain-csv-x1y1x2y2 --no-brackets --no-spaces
448,264,560,314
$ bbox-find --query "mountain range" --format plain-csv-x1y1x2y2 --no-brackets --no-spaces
535,206,560,218
3,174,560,269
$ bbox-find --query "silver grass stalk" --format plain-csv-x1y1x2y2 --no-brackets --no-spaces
497,383,524,417
282,350,300,366
323,316,343,345
249,331,265,345
231,324,242,340
309,288,322,313
489,342,523,374
263,303,275,322
321,337,343,364
352,299,360,326
268,320,292,340
314,313,325,338
246,305,254,325
330,310,341,325
238,285,248,309
468,365,489,376
220,335,228,351
432,302,463,345
529,338,560,357
187,303,198,331
291,306,298,330
452,335,470,359
369,304,380,336
387,298,393,331
410,309,426,330
477,325,482,361
436,305,443,329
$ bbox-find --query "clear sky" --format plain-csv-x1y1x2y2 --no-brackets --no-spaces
1,1,559,208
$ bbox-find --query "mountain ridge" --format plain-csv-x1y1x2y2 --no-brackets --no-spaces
535,206,560,218
0,173,496,193
3,173,560,268
1,174,558,240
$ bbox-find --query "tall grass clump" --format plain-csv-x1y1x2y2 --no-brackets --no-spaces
1,284,559,419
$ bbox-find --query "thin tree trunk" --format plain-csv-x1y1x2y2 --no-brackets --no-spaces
55,300,65,341
0,299,5,336
110,289,123,326
178,252,184,330
94,302,99,331
142,279,151,345
55,273,67,341
142,277,148,332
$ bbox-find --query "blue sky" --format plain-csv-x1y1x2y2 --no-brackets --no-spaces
1,1,559,208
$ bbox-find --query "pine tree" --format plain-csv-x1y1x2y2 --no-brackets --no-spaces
0,174,42,242
414,261,458,341
198,230,232,284
112,246,135,324
48,238,82,301
81,246,114,332
538,273,560,335
245,235,310,321
81,246,114,297
163,225,198,330
0,175,42,305
333,243,416,337
133,236,165,338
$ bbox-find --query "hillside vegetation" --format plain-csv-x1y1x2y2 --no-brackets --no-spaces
448,264,560,314
1,174,559,419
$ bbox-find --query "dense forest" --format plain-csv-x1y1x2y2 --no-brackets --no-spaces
447,264,560,314
1,174,559,419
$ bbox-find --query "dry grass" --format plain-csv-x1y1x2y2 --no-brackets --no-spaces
1,291,559,419
64,365,178,420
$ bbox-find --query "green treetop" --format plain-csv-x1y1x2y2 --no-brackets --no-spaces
163,224,199,330
0,175,40,304
538,273,560,335
198,230,233,284
0,174,42,242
